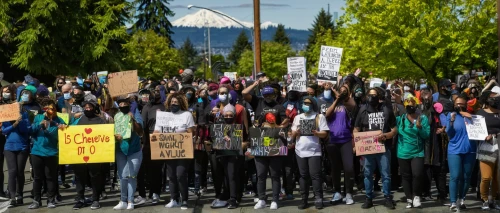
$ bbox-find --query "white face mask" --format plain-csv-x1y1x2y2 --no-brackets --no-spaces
323,90,332,99
218,94,228,103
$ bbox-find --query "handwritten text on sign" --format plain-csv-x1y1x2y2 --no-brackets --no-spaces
210,124,243,150
58,124,115,164
465,115,488,140
299,119,315,136
249,127,288,156
317,46,343,84
0,102,20,122
287,57,307,92
107,70,138,97
353,130,385,156
150,133,194,160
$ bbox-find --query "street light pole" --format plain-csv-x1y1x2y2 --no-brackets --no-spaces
188,5,257,79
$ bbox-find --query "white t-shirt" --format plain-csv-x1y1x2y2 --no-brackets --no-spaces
292,112,330,158
154,111,195,133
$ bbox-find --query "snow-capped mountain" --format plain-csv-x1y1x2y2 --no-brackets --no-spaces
172,9,278,29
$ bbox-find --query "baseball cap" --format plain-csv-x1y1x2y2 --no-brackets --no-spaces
439,79,452,88
261,86,275,95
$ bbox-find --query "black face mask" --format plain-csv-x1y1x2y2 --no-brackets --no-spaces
288,92,299,102
170,104,180,113
490,97,500,109
119,106,130,114
224,117,235,124
455,106,466,112
406,105,417,114
154,93,161,102
443,87,452,95
84,110,95,118
422,99,432,109
368,95,379,106
73,93,84,101
339,92,348,100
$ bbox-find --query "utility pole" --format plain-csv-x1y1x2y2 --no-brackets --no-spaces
253,0,261,76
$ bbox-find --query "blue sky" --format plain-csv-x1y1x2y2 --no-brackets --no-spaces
169,0,345,30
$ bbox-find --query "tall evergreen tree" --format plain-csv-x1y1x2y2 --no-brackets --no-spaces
228,31,252,66
307,8,335,49
133,0,176,46
179,37,198,68
273,24,290,45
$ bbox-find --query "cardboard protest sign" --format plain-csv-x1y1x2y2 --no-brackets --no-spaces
150,133,194,160
224,72,237,81
299,119,315,136
107,70,138,97
287,57,307,92
210,124,243,150
317,45,343,84
58,113,69,125
465,115,488,140
353,130,385,156
58,124,115,164
0,103,20,122
248,127,288,156
114,113,131,139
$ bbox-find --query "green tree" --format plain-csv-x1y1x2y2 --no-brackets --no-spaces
1,0,130,75
306,8,335,69
273,24,290,45
132,0,175,46
237,41,295,79
228,31,252,66
337,0,497,84
123,30,181,79
179,37,198,68
197,54,225,80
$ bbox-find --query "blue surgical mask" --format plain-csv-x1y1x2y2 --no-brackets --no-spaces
63,93,71,100
302,104,310,113
218,94,228,103
186,93,192,100
198,97,203,103
21,94,29,102
2,93,10,100
323,90,332,99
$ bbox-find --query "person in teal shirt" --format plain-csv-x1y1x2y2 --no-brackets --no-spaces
396,95,430,209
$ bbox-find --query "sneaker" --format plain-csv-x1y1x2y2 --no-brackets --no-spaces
90,201,101,210
384,198,395,209
113,201,127,210
286,194,295,200
254,197,260,203
165,199,180,208
56,194,62,203
406,199,413,209
330,192,343,204
254,200,266,209
15,197,23,205
152,193,160,204
483,200,490,210
458,198,466,209
73,201,85,210
100,191,107,200
181,201,188,210
47,201,56,208
227,199,238,209
28,201,40,209
298,200,309,210
315,199,324,209
361,198,373,209
127,203,134,210
8,199,15,208
63,183,71,189
211,199,227,208
270,201,278,210
345,193,354,205
413,196,421,208
134,196,146,206
449,202,457,211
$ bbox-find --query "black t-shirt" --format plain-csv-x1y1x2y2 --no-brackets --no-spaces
141,103,166,134
77,116,105,125
477,109,500,135
355,104,396,133
250,95,286,126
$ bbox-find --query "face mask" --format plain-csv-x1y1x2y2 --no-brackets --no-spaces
339,92,348,100
154,93,161,102
186,93,193,100
84,110,95,118
224,117,235,124
209,94,217,101
170,104,180,113
455,106,466,112
198,97,203,103
323,90,332,99
264,96,275,104
490,97,500,109
218,94,228,103
119,106,130,114
21,94,29,102
368,95,379,106
288,92,298,102
63,93,71,100
406,105,417,114
2,93,10,100
422,99,432,109
141,94,149,103
73,93,84,101
443,87,452,95
302,104,310,113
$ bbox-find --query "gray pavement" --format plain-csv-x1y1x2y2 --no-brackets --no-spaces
2,164,486,213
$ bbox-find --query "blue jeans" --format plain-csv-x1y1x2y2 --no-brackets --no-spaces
448,153,475,203
363,149,391,199
116,150,143,202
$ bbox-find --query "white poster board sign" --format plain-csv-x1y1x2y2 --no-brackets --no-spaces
287,57,307,92
317,45,343,84
465,115,488,141
224,72,237,81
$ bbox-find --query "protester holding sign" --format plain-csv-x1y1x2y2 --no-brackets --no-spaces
476,91,500,210
354,88,398,210
444,96,476,211
242,82,287,127
113,98,144,210
324,84,356,205
29,99,66,209
291,96,329,210
396,95,430,209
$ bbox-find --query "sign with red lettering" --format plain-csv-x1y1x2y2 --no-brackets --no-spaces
58,124,115,164
150,133,194,160
353,130,385,156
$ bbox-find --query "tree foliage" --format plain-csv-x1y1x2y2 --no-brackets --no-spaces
337,0,497,83
227,30,252,66
122,30,181,79
273,24,290,45
237,41,295,79
306,8,335,69
179,37,198,68
132,0,175,47
1,0,130,75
